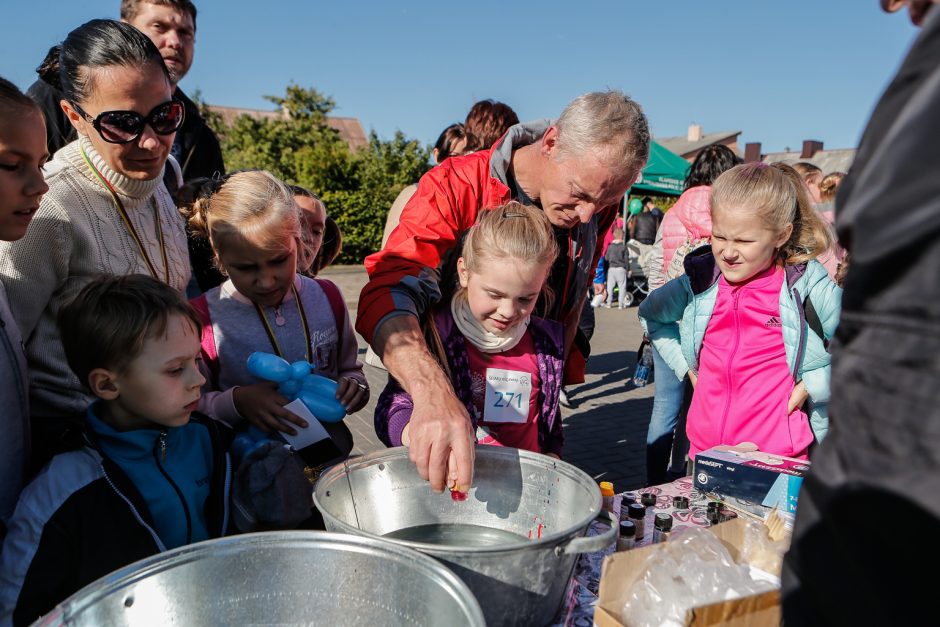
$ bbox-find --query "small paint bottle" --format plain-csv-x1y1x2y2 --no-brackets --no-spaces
627,503,646,540
707,509,721,526
672,496,689,510
653,513,673,543
640,492,657,508
600,482,615,514
617,520,637,552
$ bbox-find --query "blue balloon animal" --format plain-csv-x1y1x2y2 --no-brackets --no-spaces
246,352,347,423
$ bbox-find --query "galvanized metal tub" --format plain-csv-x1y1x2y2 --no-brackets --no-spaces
313,446,617,627
33,531,485,627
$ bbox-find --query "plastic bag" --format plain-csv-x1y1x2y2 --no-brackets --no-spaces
621,527,775,627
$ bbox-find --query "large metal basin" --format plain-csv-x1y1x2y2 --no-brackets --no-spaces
314,446,617,627
33,531,485,627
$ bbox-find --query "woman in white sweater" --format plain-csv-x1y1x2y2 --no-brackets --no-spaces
0,20,190,467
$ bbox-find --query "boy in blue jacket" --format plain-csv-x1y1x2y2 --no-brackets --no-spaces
0,275,311,626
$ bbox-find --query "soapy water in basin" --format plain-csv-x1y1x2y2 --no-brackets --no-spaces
383,523,529,547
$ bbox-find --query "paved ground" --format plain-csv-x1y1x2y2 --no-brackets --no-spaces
321,264,655,491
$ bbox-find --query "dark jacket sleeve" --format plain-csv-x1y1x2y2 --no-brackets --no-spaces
174,89,225,182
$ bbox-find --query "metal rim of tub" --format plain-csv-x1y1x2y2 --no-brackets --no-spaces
313,446,617,556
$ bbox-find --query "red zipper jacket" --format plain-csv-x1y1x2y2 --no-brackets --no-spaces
356,121,617,382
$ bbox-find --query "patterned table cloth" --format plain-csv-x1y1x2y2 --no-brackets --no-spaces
550,477,719,626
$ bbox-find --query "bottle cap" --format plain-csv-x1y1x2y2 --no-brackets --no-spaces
619,520,636,537
707,501,722,512
640,493,657,507
654,513,673,531
599,481,615,497
672,496,689,510
627,503,646,519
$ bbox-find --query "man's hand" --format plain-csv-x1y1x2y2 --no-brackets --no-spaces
233,382,308,435
788,381,809,414
375,315,475,492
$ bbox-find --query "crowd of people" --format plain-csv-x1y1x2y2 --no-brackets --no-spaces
0,0,938,624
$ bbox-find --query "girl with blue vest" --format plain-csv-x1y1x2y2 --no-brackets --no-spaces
639,163,841,461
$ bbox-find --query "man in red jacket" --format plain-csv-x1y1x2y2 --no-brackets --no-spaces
357,91,650,491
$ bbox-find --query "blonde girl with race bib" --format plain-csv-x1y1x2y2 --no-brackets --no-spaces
187,171,367,462
375,202,565,458
640,163,841,461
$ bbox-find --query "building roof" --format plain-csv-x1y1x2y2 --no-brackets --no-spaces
206,104,369,151
656,130,741,158
760,148,856,175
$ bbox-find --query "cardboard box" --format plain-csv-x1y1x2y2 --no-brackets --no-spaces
594,519,780,627
693,448,810,514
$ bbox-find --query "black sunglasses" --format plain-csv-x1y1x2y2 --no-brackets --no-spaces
72,99,185,144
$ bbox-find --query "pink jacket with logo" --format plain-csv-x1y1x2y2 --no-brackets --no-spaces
660,186,713,272
687,265,813,460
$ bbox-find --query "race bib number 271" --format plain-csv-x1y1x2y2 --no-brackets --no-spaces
483,368,532,423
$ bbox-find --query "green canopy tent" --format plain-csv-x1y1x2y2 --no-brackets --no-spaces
631,141,690,196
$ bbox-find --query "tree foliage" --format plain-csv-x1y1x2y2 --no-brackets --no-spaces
204,85,431,264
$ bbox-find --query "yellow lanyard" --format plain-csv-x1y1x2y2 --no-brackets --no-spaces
80,144,169,283
253,282,312,363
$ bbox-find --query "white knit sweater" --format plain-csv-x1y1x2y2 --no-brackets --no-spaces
0,137,191,418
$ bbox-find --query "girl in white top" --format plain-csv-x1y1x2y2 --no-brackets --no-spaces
188,171,368,439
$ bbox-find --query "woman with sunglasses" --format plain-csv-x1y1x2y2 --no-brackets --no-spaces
0,19,191,469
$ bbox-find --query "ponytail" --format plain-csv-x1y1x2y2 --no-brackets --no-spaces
771,163,831,265
179,176,225,238
35,45,63,91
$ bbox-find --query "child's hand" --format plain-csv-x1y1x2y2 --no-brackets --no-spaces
688,370,698,388
788,381,809,413
336,376,369,413
233,382,309,435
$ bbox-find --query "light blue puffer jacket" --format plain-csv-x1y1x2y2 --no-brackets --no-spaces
639,249,842,441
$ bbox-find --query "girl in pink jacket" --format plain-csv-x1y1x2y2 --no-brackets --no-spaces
640,163,841,460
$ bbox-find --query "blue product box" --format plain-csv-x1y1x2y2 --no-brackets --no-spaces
693,448,810,514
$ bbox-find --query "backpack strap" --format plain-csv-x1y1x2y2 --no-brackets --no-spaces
314,278,345,347
804,295,829,351
190,294,221,388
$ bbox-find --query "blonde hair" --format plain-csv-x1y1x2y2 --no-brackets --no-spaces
187,170,309,268
462,202,558,273
711,163,832,265
818,172,845,203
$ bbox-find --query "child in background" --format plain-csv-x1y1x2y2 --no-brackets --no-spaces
0,78,49,538
640,163,841,460
0,275,312,625
375,202,565,458
291,185,343,277
813,171,847,282
792,162,823,204
188,171,367,464
604,226,629,308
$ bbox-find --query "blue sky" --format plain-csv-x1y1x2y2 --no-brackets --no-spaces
0,1,921,153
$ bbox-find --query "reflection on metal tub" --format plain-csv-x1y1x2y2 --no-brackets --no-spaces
314,446,618,627
34,532,485,627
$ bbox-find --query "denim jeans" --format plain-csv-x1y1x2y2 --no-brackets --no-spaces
645,344,688,485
